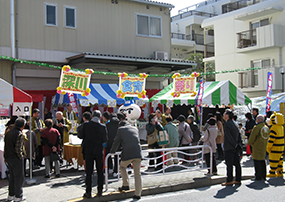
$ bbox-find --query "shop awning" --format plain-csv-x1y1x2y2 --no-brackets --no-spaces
149,80,251,106
52,83,148,106
0,78,32,106
77,83,147,105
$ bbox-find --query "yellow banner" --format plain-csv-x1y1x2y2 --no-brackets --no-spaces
119,77,146,97
59,69,91,94
174,77,196,94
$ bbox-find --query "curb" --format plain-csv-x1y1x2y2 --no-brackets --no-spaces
69,175,254,201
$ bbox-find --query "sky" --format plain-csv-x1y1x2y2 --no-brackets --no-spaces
161,0,206,16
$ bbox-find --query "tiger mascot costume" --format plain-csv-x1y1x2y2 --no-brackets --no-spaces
267,112,284,177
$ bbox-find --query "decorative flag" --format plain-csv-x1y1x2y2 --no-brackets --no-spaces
266,72,273,112
67,93,79,116
195,79,204,124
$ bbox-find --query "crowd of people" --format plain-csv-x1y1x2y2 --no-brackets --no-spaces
3,103,282,201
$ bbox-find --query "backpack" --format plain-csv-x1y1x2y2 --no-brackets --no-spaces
191,123,201,143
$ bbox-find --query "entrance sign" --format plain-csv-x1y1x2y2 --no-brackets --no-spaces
13,102,31,116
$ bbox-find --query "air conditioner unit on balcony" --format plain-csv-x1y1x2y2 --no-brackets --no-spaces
154,51,168,60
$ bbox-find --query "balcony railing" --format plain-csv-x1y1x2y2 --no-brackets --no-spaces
178,0,221,14
204,42,215,58
171,10,217,22
237,29,257,49
238,70,258,88
222,0,261,14
171,33,205,45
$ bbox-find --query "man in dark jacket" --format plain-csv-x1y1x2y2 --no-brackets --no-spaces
4,118,26,202
77,111,92,172
187,115,201,160
222,109,242,186
110,114,142,200
105,113,119,177
81,110,107,198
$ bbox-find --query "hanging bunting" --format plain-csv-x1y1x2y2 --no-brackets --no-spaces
57,65,93,96
171,72,199,98
116,72,148,99
0,55,262,77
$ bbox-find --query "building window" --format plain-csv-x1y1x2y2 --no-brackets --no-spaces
250,18,269,29
65,7,76,28
137,14,162,37
46,3,57,26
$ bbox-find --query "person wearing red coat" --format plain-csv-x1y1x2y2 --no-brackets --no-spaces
42,119,61,178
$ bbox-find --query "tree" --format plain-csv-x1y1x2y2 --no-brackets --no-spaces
182,53,215,81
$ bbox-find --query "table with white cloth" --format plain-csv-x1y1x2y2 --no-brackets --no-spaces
0,141,7,179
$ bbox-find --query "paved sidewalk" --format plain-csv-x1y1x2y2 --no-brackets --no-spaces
0,155,263,202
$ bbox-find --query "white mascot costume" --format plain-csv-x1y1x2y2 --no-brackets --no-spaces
119,100,141,126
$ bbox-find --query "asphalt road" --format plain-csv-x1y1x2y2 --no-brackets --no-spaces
115,178,285,202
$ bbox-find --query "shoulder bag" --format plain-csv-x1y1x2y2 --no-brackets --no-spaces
147,129,159,145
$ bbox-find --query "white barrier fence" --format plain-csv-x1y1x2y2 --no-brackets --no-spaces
104,145,213,191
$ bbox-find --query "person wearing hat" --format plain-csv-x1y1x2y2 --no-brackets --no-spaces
200,117,218,175
178,114,193,163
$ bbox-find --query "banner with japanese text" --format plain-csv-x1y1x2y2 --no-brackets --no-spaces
174,77,196,94
67,93,79,116
266,72,273,112
57,66,93,96
117,73,147,98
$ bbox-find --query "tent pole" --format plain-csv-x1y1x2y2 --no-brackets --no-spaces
200,106,203,132
26,112,36,185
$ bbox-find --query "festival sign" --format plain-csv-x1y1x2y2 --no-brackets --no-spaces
117,72,148,99
171,72,199,98
57,65,93,96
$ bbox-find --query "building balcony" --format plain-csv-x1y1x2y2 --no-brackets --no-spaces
171,10,217,22
237,24,285,52
204,42,215,58
171,33,205,45
222,0,262,14
238,66,283,91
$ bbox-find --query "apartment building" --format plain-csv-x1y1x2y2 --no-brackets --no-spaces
0,0,195,91
202,0,285,97
170,0,285,98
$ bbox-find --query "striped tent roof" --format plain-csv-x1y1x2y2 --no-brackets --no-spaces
149,80,251,106
52,83,147,105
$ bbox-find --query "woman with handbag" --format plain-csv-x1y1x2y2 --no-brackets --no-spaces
201,117,218,175
146,113,163,171
177,115,193,164
42,119,61,178
215,112,224,160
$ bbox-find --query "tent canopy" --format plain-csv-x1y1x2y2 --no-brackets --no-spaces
252,92,285,115
150,80,251,106
0,78,32,106
52,83,148,105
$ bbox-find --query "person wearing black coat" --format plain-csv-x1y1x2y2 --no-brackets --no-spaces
81,110,107,198
105,113,120,176
222,109,242,186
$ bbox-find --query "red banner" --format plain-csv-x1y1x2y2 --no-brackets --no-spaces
67,93,79,115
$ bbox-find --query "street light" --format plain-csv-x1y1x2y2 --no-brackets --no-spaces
280,67,285,92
